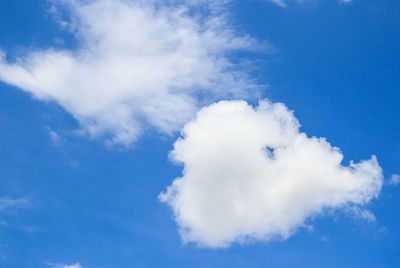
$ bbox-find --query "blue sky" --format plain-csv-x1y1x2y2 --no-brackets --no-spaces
0,0,399,267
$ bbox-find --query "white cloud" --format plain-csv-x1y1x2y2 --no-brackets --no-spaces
67,265,82,268
267,0,352,7
388,174,400,186
348,207,376,222
267,0,287,7
0,197,31,226
46,262,82,268
0,198,30,212
159,100,383,248
0,0,257,146
47,126,62,146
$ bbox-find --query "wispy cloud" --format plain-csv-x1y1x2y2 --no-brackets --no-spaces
0,0,260,146
348,207,376,222
388,174,400,186
0,197,31,227
267,0,353,7
46,262,82,268
267,0,287,7
46,126,62,146
0,198,30,212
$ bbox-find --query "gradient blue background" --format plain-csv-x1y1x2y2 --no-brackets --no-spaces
0,0,399,267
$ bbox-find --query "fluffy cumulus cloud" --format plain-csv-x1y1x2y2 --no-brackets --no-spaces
159,100,383,248
0,0,256,145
